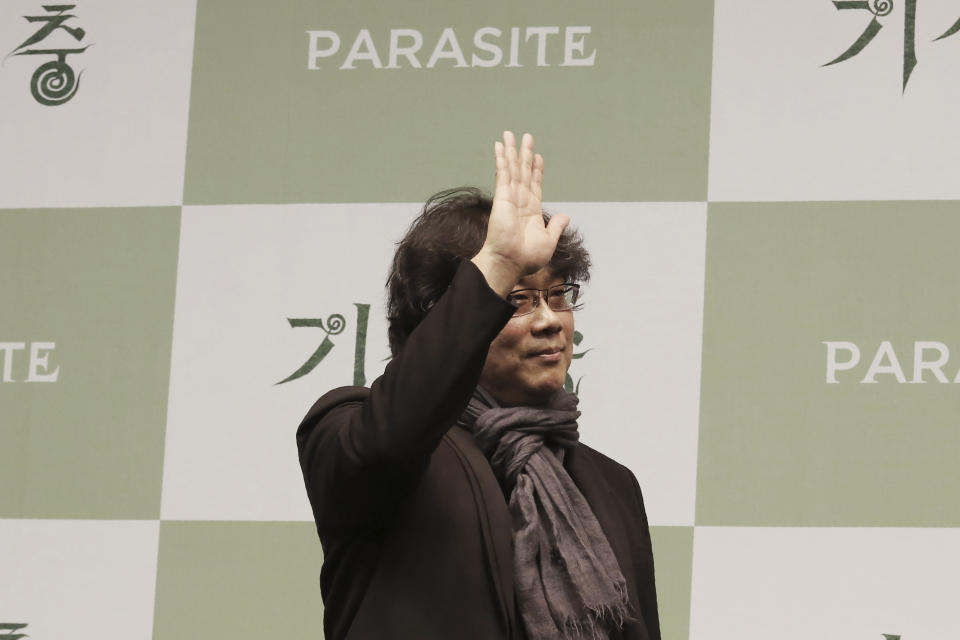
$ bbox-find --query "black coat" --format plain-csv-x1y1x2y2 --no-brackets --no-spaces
297,261,660,640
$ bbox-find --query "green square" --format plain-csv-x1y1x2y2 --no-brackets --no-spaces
153,522,688,640
153,521,324,640
696,201,960,527
0,208,180,519
183,0,713,204
651,526,694,640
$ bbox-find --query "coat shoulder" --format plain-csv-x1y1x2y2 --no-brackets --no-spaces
575,442,641,491
304,385,369,420
296,386,368,442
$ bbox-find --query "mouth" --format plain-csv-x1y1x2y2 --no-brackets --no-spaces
529,346,565,361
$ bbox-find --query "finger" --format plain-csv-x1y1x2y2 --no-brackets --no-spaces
494,140,510,190
531,153,544,201
504,131,520,186
545,213,570,244
519,133,534,188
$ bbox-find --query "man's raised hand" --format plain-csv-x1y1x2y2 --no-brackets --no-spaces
472,132,570,297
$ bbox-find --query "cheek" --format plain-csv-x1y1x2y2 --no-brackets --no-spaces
563,318,575,357
490,325,523,354
486,331,523,372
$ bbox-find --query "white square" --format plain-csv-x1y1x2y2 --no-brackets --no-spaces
709,0,960,201
690,527,960,639
0,0,197,207
0,519,160,640
162,203,414,520
548,201,707,527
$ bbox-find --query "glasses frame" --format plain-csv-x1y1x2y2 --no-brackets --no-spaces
506,282,581,318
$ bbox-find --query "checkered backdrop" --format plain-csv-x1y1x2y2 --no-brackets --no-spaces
2,0,959,638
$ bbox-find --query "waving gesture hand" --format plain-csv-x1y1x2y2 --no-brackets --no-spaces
471,132,570,297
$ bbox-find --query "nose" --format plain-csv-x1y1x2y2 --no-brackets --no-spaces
528,296,563,334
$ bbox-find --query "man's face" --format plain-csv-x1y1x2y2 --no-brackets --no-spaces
478,269,575,406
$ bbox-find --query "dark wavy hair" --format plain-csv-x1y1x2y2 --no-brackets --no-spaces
386,187,591,356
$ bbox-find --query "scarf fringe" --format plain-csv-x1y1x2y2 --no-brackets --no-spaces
558,597,631,640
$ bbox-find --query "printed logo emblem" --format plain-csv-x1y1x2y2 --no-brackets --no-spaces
276,308,588,393
8,4,89,105
0,623,29,640
277,304,370,386
825,0,960,90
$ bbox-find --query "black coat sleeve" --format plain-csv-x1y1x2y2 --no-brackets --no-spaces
296,260,517,538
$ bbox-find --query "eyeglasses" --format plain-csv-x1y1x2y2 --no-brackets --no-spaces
506,283,581,317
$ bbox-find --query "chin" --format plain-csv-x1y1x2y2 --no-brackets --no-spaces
524,377,567,403
484,369,569,407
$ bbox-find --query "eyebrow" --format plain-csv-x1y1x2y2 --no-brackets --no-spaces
510,282,566,292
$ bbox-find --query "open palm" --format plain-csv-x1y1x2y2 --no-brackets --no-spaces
486,132,568,277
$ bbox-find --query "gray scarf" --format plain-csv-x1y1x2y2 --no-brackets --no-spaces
456,387,630,640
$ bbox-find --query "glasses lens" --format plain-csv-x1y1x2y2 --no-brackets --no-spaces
548,284,578,311
509,284,579,316
507,290,535,315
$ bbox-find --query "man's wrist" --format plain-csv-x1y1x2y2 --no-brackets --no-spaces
470,249,522,298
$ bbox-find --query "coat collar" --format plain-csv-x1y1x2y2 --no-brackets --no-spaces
444,426,519,637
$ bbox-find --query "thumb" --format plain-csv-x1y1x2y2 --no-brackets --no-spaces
545,213,570,245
